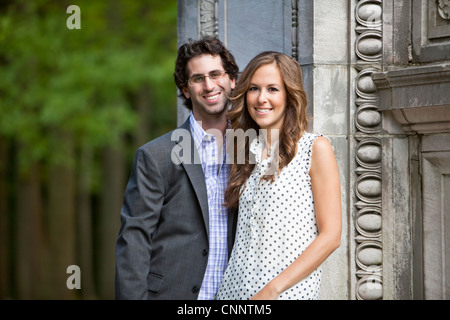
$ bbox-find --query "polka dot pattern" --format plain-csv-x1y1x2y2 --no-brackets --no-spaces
216,133,322,300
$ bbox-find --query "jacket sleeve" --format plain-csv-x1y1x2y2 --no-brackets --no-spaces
115,146,164,299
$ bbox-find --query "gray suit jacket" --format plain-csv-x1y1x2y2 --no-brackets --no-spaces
115,118,237,299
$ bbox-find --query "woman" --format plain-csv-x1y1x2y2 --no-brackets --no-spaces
217,51,342,300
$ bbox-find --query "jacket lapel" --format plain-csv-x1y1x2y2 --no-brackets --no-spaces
172,118,210,236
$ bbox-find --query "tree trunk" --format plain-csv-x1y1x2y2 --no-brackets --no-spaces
0,138,10,298
47,134,76,299
15,160,48,298
134,85,152,148
76,145,96,299
97,144,124,299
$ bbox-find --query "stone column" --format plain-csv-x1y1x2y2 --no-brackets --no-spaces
352,0,384,300
297,0,352,300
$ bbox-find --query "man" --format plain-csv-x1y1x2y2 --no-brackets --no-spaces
115,36,239,299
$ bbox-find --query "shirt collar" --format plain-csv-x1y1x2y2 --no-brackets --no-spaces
189,113,207,150
189,113,231,147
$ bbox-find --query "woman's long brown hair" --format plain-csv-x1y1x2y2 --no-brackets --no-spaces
224,51,308,209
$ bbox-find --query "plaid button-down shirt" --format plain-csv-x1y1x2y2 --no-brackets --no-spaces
190,114,229,300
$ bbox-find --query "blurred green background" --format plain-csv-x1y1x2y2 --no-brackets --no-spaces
0,0,178,299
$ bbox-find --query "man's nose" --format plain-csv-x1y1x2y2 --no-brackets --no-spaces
204,76,216,91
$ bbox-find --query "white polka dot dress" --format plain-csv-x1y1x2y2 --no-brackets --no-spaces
216,132,322,300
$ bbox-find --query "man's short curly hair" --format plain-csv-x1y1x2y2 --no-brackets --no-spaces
174,36,239,110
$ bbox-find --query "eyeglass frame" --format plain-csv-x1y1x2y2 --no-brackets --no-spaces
186,70,228,86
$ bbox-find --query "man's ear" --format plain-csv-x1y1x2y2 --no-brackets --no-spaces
231,78,236,90
182,86,190,99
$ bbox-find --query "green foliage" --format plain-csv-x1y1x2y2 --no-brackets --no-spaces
0,0,177,169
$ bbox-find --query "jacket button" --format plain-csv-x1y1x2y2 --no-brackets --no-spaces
192,286,199,293
202,249,208,256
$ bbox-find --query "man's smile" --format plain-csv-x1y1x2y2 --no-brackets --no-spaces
203,92,221,103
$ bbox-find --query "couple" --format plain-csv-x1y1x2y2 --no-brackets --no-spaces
115,36,342,300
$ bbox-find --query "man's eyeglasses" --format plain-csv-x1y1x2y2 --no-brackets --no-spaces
187,70,228,86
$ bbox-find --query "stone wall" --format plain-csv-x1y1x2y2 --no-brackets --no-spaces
373,0,450,300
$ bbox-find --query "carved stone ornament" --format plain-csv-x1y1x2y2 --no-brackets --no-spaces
438,0,450,20
353,0,383,300
291,0,299,59
200,0,219,37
